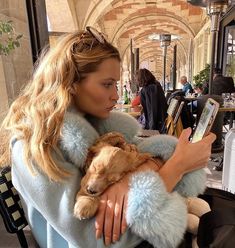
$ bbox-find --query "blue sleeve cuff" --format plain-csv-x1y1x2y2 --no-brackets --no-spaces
127,171,187,247
174,169,207,197
137,135,177,161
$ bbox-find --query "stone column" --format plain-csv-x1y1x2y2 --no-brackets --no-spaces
0,0,33,123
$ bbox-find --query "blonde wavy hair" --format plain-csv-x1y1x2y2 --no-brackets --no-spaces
0,29,121,181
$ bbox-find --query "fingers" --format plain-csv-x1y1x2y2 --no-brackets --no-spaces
121,195,128,235
95,195,107,240
178,128,192,144
194,132,216,158
202,132,216,143
112,195,124,243
95,177,130,245
104,195,115,246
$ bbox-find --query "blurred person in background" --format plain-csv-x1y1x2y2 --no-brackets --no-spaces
180,76,193,95
212,68,235,95
136,68,168,131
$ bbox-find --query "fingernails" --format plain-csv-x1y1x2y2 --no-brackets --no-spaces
121,226,126,234
105,237,111,246
112,234,118,243
96,230,101,239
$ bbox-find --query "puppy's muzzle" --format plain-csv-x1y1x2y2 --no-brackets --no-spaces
86,186,98,195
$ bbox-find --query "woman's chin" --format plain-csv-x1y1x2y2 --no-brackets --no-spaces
91,111,110,119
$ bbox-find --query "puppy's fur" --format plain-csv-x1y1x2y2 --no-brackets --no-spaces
74,132,153,219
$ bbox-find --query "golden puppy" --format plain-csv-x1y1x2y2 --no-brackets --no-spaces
74,132,153,219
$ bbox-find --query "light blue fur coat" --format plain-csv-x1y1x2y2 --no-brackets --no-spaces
11,110,206,248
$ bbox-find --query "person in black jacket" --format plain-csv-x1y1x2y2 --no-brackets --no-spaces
212,68,235,95
136,68,168,131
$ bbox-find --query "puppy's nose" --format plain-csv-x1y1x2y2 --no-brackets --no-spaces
86,186,97,195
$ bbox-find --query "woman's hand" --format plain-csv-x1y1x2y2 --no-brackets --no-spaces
95,174,129,246
172,128,216,174
159,128,216,192
95,159,161,246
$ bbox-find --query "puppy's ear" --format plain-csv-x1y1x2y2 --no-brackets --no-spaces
84,142,107,171
84,150,94,171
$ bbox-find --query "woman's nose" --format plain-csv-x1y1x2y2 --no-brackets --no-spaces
111,87,119,102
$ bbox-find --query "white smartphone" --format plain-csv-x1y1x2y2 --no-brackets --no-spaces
191,98,219,143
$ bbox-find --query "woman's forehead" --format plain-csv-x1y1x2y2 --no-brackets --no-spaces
94,58,120,79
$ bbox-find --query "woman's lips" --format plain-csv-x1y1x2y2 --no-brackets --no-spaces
107,106,115,111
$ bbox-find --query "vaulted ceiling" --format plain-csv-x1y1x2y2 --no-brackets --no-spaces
46,0,208,80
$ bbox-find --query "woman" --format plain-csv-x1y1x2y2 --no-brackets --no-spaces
131,92,141,107
0,28,215,248
136,69,168,131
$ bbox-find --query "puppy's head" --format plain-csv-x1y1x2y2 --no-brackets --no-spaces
81,146,139,196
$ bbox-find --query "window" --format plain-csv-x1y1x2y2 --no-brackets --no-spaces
223,25,235,80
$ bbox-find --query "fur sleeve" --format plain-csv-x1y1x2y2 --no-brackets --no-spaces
137,134,207,197
59,112,99,169
127,171,187,247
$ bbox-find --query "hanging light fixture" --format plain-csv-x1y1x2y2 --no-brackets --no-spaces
160,34,171,91
207,0,228,32
148,34,180,90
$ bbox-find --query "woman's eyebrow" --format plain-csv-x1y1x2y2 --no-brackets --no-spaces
102,77,116,81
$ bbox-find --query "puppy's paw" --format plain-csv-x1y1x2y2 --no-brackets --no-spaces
137,153,152,164
74,195,99,220
124,143,138,152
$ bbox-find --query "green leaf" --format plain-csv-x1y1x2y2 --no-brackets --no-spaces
0,20,22,56
14,41,20,47
16,34,23,40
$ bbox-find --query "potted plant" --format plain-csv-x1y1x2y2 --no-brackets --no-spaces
0,20,23,56
193,64,210,89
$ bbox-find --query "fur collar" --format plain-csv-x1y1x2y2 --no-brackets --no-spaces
59,110,141,169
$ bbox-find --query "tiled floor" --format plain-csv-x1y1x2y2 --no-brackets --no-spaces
0,155,223,248
0,220,37,248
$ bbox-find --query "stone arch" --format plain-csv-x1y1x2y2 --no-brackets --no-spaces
111,14,195,44
83,0,201,38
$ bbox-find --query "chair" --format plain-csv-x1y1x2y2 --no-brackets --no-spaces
162,98,179,133
0,166,29,248
162,98,184,137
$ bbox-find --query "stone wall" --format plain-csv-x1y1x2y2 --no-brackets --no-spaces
0,0,33,123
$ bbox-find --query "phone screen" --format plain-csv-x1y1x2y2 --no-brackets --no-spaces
191,99,218,143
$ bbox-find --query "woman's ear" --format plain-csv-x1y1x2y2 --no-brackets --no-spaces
70,83,79,96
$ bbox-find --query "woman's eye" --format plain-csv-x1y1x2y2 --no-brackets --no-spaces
103,82,114,88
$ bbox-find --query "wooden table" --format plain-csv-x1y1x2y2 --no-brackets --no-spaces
219,106,235,112
184,97,198,101
113,105,141,118
115,104,132,109
219,106,235,129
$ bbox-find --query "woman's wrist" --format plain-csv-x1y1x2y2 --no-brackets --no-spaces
158,156,183,192
135,158,162,173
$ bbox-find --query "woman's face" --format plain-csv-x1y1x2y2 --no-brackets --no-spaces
72,58,120,119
